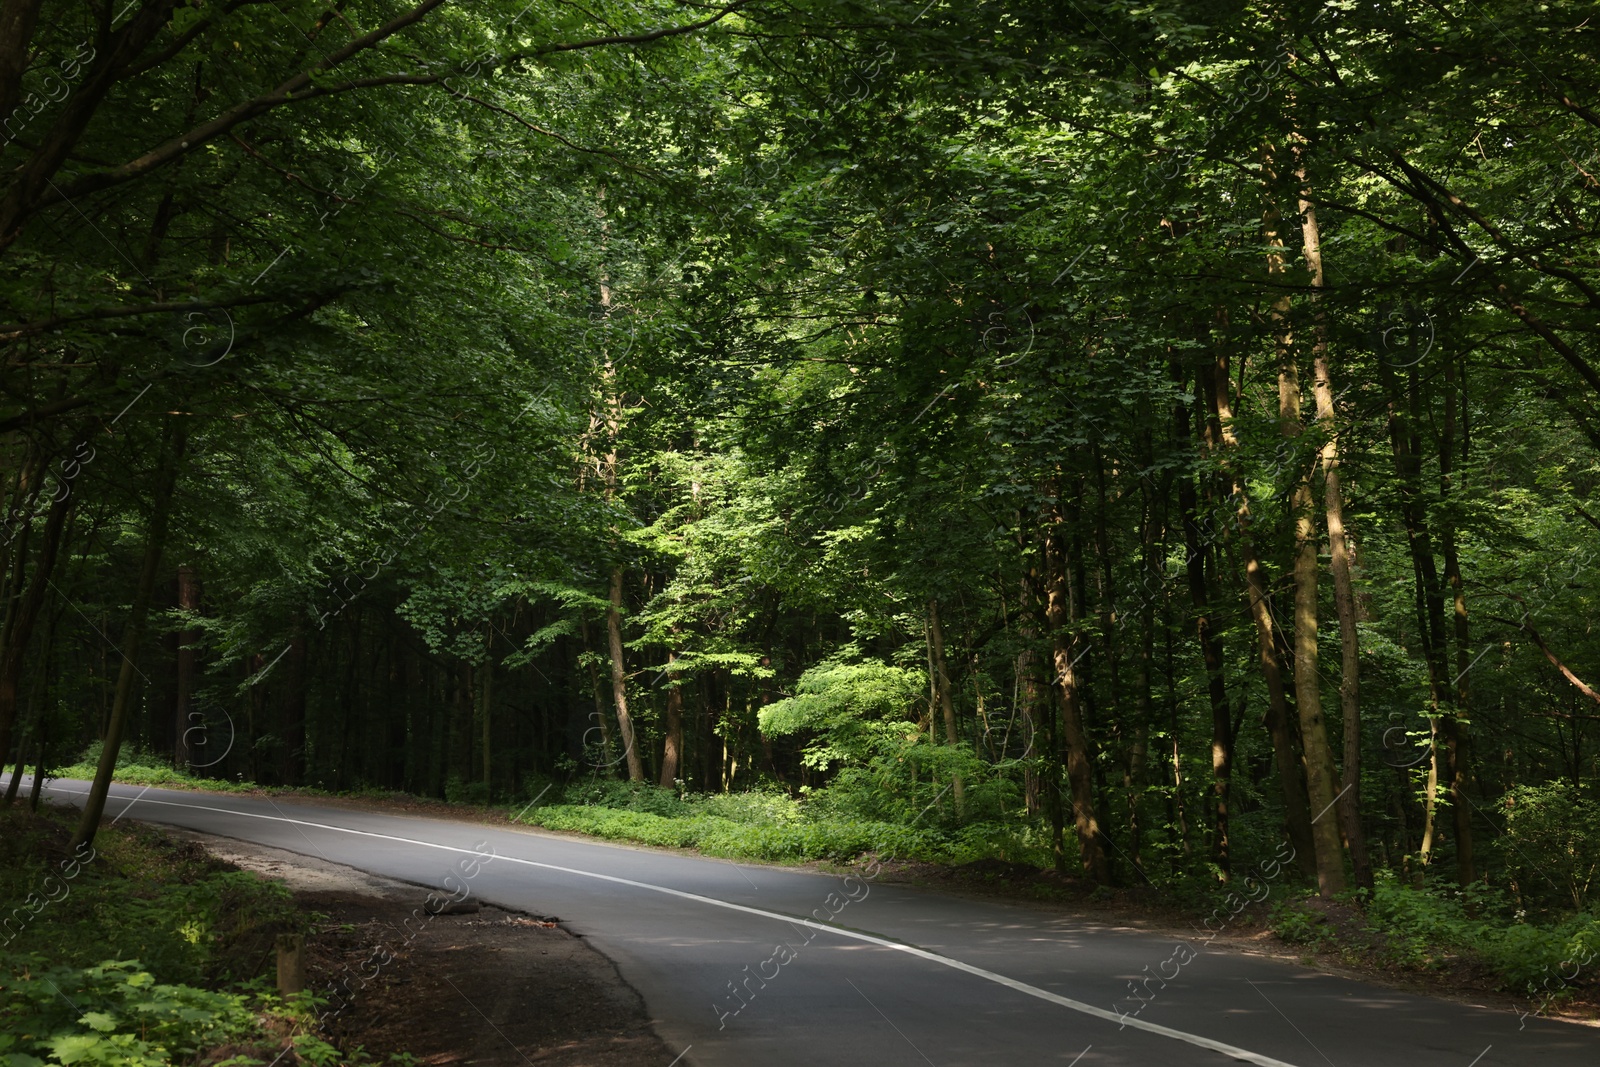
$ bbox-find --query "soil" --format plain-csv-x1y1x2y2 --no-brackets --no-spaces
174,832,674,1067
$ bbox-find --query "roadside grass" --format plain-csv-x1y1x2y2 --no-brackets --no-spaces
511,778,1055,866
51,746,405,800
53,745,254,793
45,752,1051,868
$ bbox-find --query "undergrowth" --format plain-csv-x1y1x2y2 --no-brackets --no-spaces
514,778,1053,866
0,805,323,1066
1268,872,1600,1001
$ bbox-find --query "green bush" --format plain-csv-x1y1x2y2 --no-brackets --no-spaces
0,959,258,1067
1358,871,1600,990
1500,783,1600,912
558,779,695,817
693,789,804,824
1270,898,1333,948
443,776,490,806
1363,870,1475,967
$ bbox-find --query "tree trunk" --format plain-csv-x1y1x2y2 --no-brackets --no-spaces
1375,319,1454,873
27,724,45,812
1175,375,1234,876
580,617,616,770
1017,551,1046,819
282,628,307,786
173,565,200,768
72,423,185,849
1440,349,1475,884
1266,150,1345,896
3,589,58,808
1125,429,1165,876
1043,493,1111,883
927,597,964,811
659,649,683,787
1193,352,1317,874
1298,177,1374,890
0,488,71,782
608,566,644,782
480,635,494,797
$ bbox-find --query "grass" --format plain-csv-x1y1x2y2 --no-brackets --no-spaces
518,803,947,862
53,745,261,793
50,752,1049,868
0,804,300,986
513,780,1054,867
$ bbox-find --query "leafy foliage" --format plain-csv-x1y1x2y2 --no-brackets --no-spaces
0,960,256,1067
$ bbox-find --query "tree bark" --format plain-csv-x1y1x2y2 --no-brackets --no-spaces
608,566,644,782
1440,350,1475,883
1194,351,1317,874
595,191,642,784
1375,317,1455,873
1175,379,1233,876
479,632,494,796
173,565,200,768
1298,176,1374,890
72,423,185,849
1266,150,1346,895
659,649,683,787
928,597,964,811
7,592,62,807
282,628,307,786
1043,492,1111,883
580,617,617,769
0,488,70,782
1017,548,1048,820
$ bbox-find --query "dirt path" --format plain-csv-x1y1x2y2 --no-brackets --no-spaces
174,831,672,1067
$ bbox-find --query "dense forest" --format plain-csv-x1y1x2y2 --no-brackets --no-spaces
3,0,1598,914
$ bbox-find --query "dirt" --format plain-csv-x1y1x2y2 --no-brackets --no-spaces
174,832,673,1067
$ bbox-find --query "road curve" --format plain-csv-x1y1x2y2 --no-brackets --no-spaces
41,781,1597,1067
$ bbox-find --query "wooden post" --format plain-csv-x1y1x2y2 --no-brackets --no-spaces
276,933,305,996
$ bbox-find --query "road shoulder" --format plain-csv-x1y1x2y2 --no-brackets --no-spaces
170,829,675,1066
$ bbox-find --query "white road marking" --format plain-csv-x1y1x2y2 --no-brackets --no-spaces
61,785,1303,1067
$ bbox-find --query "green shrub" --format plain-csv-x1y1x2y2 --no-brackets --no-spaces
443,776,490,806
559,779,695,817
0,959,258,1067
1270,898,1333,948
694,789,803,824
1363,870,1473,967
1500,783,1600,913
1357,871,1600,990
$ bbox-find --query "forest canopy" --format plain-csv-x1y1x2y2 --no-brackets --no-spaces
2,0,1599,921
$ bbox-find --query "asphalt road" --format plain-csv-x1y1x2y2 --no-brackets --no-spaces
41,780,1598,1067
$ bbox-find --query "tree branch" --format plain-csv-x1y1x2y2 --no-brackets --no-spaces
1489,598,1600,707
